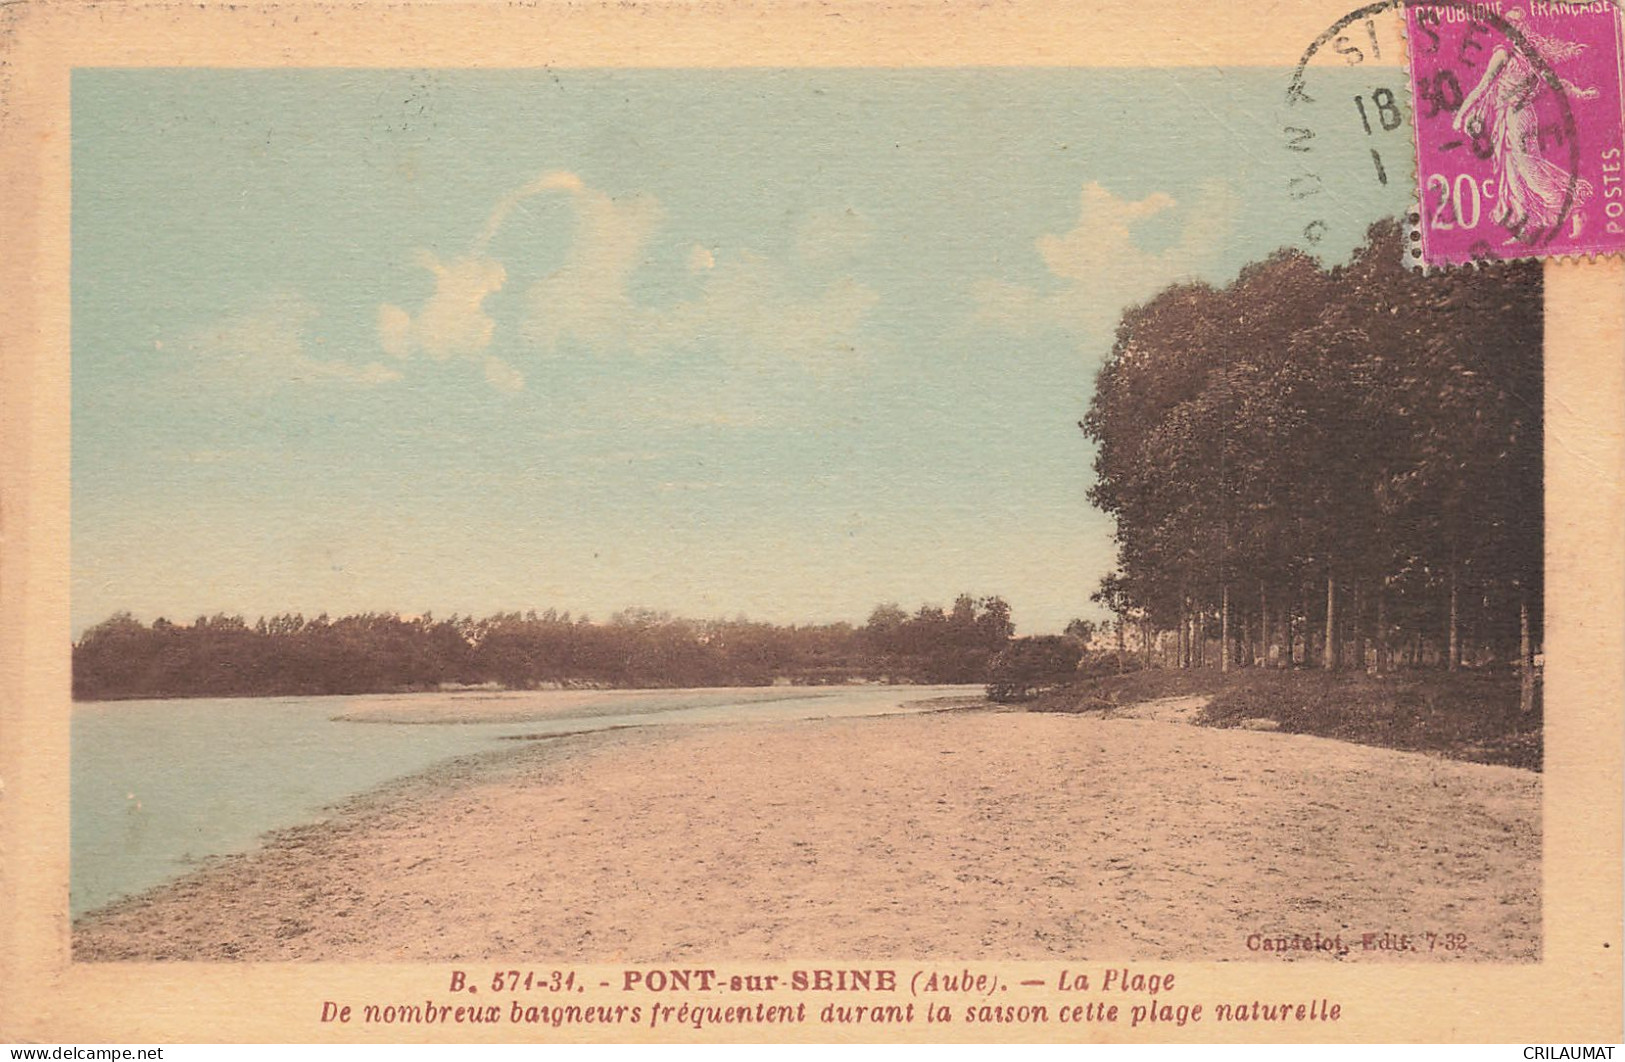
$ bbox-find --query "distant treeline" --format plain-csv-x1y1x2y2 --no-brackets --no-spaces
72,596,1032,700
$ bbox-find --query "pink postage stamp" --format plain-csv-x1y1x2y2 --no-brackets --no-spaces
1406,0,1625,265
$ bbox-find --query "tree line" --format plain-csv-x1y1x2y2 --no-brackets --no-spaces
72,595,1025,700
1083,220,1542,707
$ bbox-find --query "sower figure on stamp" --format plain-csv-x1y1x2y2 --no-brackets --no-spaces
1453,8,1599,242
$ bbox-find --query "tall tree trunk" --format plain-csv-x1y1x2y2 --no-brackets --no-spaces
1116,615,1126,674
1178,599,1188,670
1520,591,1535,712
1259,583,1269,668
1375,584,1388,674
1323,572,1338,670
1143,617,1153,669
1353,583,1366,673
1185,605,1194,670
1448,565,1461,672
1220,584,1231,673
1302,584,1314,667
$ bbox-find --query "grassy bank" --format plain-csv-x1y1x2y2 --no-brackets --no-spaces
1027,667,1541,771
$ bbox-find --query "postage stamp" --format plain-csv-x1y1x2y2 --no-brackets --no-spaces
1405,0,1625,264
0,0,1621,1048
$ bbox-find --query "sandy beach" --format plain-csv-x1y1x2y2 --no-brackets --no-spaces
73,704,1540,962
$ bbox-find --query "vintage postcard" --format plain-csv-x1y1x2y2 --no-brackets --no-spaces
1,0,1621,1045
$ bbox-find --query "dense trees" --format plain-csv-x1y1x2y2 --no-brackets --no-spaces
1083,220,1542,701
72,596,1019,700
860,595,1015,683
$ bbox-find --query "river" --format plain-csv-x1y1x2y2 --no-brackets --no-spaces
70,684,976,917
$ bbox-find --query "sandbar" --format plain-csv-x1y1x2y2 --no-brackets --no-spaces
73,708,1539,962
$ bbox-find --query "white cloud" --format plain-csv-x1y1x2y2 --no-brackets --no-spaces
377,251,507,364
478,170,585,252
482,355,525,394
378,171,593,390
377,303,414,358
653,251,878,374
515,179,880,376
378,168,882,400
974,180,1237,336
795,207,872,264
522,181,663,353
186,295,401,389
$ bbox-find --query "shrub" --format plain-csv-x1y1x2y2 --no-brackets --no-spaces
986,636,1084,703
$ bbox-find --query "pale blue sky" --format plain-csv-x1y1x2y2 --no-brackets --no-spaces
72,69,1408,636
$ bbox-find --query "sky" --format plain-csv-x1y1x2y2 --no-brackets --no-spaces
71,68,1410,637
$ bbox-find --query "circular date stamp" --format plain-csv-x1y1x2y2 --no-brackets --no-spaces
1286,0,1624,266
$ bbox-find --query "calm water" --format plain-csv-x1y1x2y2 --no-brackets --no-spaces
70,684,973,917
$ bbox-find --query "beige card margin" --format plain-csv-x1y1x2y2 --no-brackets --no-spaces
0,0,1620,1044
